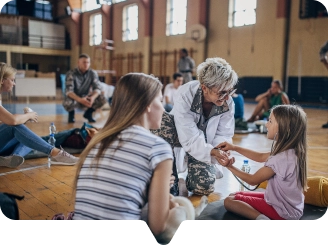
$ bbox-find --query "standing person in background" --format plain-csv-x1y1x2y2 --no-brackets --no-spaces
247,80,290,122
319,41,328,128
163,73,183,112
177,48,195,84
63,53,107,123
0,63,78,167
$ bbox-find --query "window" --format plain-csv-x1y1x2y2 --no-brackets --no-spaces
1,0,17,15
229,0,257,27
35,0,53,20
166,0,187,36
82,0,126,12
90,14,102,46
82,0,101,12
122,4,138,42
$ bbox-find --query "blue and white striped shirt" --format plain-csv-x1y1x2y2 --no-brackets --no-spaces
74,125,173,220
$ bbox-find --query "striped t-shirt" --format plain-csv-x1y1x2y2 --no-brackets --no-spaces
73,125,173,220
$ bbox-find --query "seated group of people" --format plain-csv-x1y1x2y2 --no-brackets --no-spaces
0,55,310,243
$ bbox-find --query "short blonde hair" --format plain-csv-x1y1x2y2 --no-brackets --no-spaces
196,57,238,90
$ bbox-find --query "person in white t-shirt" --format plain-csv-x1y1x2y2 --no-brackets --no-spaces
163,73,183,112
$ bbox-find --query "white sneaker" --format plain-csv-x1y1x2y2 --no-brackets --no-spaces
0,155,24,168
51,147,79,166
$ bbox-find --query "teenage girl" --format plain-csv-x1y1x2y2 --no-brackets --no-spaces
217,104,307,220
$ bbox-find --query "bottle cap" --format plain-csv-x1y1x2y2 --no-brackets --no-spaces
244,160,249,164
50,133,54,137
51,122,54,125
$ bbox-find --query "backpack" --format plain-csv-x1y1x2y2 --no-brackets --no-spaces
0,192,24,220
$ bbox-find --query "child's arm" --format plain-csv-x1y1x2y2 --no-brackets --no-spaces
227,165,275,186
217,141,270,163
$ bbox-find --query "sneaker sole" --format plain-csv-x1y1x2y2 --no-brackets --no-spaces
50,160,78,166
0,156,24,168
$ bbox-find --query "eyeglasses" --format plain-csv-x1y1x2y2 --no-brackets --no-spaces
210,88,236,100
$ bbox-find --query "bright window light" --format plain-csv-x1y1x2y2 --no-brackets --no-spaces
90,14,102,46
122,4,138,42
229,0,257,27
166,0,187,36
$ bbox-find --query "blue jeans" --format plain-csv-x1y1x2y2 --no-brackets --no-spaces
164,104,173,112
0,124,54,158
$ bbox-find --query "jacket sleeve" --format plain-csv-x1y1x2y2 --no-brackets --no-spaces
65,70,74,95
173,94,214,164
210,98,235,165
212,98,235,147
319,41,328,58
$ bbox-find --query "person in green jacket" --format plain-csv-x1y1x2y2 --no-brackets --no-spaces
247,80,290,122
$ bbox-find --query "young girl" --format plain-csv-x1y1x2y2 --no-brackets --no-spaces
217,104,307,220
73,73,176,237
0,62,78,167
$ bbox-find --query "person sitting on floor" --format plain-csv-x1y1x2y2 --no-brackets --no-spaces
218,104,308,220
163,72,183,112
0,62,78,168
73,73,178,242
247,80,290,122
232,93,248,130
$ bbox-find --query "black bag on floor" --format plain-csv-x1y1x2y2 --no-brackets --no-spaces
0,192,24,220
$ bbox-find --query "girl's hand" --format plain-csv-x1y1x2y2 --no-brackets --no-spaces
215,156,235,167
169,194,179,209
217,141,235,152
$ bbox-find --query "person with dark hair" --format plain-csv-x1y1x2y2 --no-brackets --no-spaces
163,73,183,112
247,80,290,122
177,48,195,84
319,41,328,128
63,53,107,123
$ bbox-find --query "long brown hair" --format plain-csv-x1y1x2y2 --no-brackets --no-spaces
73,73,162,197
270,104,308,191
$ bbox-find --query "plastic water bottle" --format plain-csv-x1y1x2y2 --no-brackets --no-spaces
240,160,251,191
48,133,56,168
49,122,56,135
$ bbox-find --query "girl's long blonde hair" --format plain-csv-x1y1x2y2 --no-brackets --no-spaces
0,62,16,91
73,73,162,197
270,104,308,191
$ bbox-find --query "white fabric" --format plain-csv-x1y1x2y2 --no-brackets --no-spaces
163,83,179,107
99,82,115,100
170,80,235,175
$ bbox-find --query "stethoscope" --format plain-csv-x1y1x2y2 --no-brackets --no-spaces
218,133,278,191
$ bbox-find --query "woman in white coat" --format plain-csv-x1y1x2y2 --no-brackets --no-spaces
152,57,238,195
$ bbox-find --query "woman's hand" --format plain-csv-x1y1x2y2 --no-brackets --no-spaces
28,111,38,123
217,141,235,152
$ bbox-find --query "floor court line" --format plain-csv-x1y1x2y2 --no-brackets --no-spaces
0,164,47,176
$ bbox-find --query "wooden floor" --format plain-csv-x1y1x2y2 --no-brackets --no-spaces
0,100,327,220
